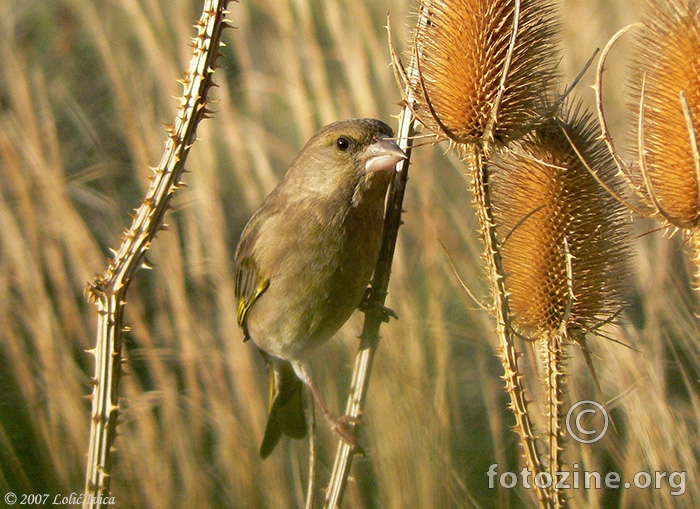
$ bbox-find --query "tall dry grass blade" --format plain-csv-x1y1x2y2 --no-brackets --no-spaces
82,2,232,505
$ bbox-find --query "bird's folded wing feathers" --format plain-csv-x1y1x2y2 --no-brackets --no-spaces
234,228,269,342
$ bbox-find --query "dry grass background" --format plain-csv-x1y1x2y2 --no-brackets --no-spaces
0,0,698,507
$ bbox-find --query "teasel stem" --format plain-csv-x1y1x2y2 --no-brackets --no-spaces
539,331,567,509
394,0,562,506
469,144,553,508
540,238,573,509
82,1,232,506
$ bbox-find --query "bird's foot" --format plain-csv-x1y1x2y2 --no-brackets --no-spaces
306,378,366,455
359,287,398,322
327,414,365,455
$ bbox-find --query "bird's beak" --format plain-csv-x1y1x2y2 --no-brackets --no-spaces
364,135,407,173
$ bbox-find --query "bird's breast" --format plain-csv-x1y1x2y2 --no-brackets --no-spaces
247,173,389,361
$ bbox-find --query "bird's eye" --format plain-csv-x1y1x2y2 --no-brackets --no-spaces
336,137,350,151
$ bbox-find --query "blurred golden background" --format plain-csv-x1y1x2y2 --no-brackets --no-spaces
0,0,697,507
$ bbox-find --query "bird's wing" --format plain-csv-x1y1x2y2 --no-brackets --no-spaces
234,219,270,342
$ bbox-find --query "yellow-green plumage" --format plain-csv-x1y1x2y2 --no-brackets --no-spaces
234,118,406,457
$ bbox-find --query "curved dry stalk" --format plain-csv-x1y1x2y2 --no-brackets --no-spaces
680,90,700,201
415,43,464,144
439,238,491,314
483,0,521,147
82,1,231,506
594,24,644,195
562,128,646,217
637,74,680,226
322,22,419,508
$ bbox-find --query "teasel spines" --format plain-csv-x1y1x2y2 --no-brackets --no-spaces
632,0,700,229
400,0,560,146
491,102,631,339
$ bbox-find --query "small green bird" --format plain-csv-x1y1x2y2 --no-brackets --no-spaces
234,118,406,458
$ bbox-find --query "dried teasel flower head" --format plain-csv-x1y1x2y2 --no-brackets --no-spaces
632,0,700,229
491,102,631,338
396,0,560,147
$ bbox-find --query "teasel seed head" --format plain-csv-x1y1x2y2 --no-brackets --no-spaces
398,0,560,147
491,101,631,338
632,0,700,229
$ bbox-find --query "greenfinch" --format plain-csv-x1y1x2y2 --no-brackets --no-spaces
234,118,406,458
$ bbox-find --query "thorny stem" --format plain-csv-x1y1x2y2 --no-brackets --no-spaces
542,237,575,509
322,24,419,509
468,144,553,508
471,4,553,501
541,332,567,509
82,1,231,507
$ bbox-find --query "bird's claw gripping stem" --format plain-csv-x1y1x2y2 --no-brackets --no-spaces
359,286,398,322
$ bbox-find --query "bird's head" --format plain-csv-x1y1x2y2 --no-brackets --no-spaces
285,118,407,199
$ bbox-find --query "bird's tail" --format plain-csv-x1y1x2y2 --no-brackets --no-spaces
260,358,307,459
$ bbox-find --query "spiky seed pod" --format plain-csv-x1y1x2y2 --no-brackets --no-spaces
632,0,700,228
491,103,631,338
403,0,560,146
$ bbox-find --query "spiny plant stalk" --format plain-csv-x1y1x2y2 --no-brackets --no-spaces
396,0,560,506
490,106,632,507
539,332,567,509
82,1,232,506
468,144,549,506
322,19,419,507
